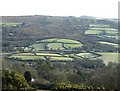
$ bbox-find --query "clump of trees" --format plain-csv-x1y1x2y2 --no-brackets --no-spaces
86,63,120,89
24,71,32,84
2,69,35,91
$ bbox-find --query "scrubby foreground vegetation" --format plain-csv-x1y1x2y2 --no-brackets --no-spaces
1,15,119,90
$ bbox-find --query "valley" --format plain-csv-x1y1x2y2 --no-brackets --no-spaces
1,15,119,90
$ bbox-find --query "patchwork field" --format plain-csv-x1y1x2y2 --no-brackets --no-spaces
98,41,118,48
85,24,118,35
8,52,74,61
31,38,83,51
9,55,45,60
96,52,118,65
7,37,118,64
47,43,65,50
89,24,110,28
76,52,119,65
76,52,99,58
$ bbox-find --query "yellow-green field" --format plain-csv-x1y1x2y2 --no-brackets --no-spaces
89,24,110,28
47,43,65,50
85,24,118,35
98,41,118,48
96,52,119,64
64,43,82,49
49,57,74,61
55,39,80,43
0,23,22,27
40,38,58,42
36,53,62,57
31,38,83,51
76,52,119,65
8,52,74,61
76,53,98,58
9,55,44,60
7,52,119,64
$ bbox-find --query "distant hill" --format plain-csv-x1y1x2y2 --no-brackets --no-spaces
2,15,118,52
80,15,96,19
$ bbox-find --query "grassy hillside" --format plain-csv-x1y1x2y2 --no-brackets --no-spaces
96,52,118,64
31,38,83,51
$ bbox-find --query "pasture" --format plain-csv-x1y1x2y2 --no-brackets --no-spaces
8,52,74,62
98,41,118,48
9,55,45,60
31,38,83,51
76,52,99,58
0,23,22,27
47,43,65,50
96,52,118,65
85,24,118,35
76,52,118,65
49,56,74,61
89,24,110,28
31,43,47,50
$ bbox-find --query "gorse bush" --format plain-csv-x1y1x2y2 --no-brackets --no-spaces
52,82,107,91
2,68,35,91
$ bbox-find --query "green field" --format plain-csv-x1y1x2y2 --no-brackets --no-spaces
76,53,99,58
31,43,47,50
47,43,65,50
36,53,62,56
96,52,118,65
90,28,117,31
49,56,74,61
85,30,103,35
89,24,110,28
31,38,83,51
85,24,118,35
9,55,44,60
40,38,58,42
85,29,118,35
8,38,119,64
55,39,80,43
64,43,82,49
75,52,118,65
98,35,118,39
8,52,74,62
0,23,22,27
13,53,35,56
8,51,119,64
98,41,118,48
